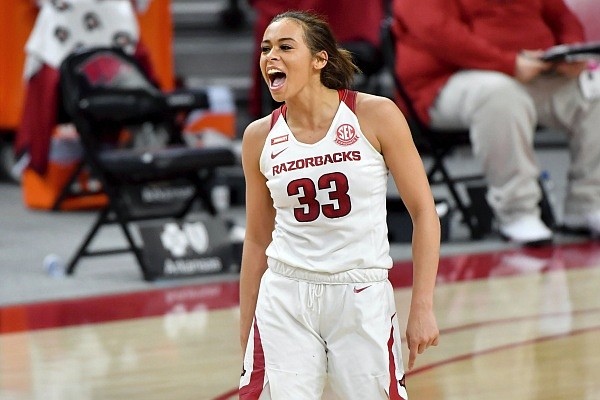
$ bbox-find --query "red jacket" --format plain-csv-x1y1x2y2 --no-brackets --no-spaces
392,0,585,124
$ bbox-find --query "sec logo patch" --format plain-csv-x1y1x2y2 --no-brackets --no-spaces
335,124,358,146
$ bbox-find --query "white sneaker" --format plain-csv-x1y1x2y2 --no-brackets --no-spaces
499,215,553,246
563,210,600,237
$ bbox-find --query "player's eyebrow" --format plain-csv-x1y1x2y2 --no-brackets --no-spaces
261,37,298,45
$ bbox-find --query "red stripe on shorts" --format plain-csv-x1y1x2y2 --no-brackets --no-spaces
387,314,407,400
239,318,266,399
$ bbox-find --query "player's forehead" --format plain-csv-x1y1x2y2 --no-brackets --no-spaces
262,18,306,44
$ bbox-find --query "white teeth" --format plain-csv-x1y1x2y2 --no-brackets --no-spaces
267,68,283,75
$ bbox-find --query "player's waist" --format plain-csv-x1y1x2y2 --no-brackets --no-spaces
267,257,388,284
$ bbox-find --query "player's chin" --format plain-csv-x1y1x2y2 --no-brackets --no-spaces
268,88,286,103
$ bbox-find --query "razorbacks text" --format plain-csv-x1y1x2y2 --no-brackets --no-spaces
272,151,361,176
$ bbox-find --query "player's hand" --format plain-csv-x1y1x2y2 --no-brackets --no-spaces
405,307,439,370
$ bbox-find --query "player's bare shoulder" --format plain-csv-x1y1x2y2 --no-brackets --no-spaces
355,92,400,121
242,115,271,150
355,93,402,151
243,115,271,143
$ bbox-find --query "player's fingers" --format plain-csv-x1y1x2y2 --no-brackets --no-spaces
408,346,417,370
425,335,437,348
431,336,439,346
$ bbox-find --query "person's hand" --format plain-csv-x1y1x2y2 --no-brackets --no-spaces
405,306,439,370
515,50,551,83
554,60,588,78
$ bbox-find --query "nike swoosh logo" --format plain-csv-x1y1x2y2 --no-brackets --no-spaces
271,147,288,159
353,285,372,294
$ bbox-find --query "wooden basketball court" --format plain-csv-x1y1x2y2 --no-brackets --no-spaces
1,241,599,399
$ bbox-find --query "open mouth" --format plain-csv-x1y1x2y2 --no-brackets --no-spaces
267,68,287,89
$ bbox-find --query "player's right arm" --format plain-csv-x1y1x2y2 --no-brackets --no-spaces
239,116,275,353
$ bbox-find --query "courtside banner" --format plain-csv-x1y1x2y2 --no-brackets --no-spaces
137,214,233,280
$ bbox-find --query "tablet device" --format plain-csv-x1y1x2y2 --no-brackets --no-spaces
541,41,600,62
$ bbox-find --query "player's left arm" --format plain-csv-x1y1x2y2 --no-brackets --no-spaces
356,93,440,370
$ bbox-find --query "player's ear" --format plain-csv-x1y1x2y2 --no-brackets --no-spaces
313,50,328,70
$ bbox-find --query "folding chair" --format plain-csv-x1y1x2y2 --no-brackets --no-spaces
59,47,236,280
380,17,487,239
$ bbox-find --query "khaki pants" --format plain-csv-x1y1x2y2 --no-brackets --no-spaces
429,70,600,225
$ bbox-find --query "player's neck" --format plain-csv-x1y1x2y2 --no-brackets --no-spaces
285,87,339,131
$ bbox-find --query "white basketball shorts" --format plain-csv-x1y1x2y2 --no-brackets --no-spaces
239,267,408,399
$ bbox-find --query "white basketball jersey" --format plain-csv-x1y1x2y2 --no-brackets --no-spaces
260,90,393,273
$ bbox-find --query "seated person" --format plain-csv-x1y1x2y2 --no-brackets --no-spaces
392,0,600,245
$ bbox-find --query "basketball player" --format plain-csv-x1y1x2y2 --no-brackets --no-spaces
239,11,440,399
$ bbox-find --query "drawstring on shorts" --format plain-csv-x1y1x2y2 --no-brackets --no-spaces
307,283,324,312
